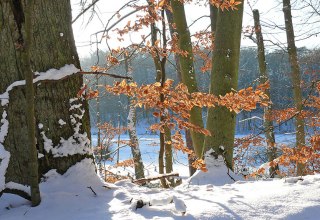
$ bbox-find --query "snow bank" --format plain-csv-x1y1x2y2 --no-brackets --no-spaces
1,159,320,219
188,149,243,186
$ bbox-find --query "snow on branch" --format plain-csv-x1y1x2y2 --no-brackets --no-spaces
0,64,80,106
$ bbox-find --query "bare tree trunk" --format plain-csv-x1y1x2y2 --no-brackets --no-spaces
124,56,145,179
282,0,306,176
253,9,278,177
170,0,205,158
165,9,195,176
146,2,173,187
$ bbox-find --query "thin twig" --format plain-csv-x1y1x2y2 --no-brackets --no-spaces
87,186,97,196
72,0,101,23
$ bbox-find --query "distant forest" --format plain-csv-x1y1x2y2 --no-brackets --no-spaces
81,47,319,134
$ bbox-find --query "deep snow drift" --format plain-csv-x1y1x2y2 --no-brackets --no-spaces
1,156,320,220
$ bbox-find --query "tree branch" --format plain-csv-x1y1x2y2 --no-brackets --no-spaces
72,0,101,24
133,172,179,185
78,71,133,80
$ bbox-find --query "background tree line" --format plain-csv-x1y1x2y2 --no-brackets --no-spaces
82,47,319,134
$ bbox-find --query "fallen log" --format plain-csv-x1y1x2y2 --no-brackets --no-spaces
133,172,179,185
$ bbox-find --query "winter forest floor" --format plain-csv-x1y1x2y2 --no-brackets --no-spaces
1,135,320,220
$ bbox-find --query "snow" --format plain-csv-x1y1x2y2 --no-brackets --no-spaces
172,195,186,215
0,64,79,106
33,64,79,82
1,136,320,219
38,98,91,157
58,119,66,126
188,149,243,186
5,182,30,195
149,194,173,206
0,111,10,191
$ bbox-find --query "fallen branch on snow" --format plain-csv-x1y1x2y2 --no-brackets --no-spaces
133,172,179,185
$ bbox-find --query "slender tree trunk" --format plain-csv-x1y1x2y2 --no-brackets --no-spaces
170,0,205,158
204,1,244,170
166,9,196,176
19,0,41,206
124,55,145,179
147,5,173,187
0,0,91,199
282,0,306,176
253,9,278,177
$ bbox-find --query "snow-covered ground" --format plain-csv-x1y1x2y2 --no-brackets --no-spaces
1,134,319,220
1,157,320,220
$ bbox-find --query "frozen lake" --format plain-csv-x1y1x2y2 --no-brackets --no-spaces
91,133,296,178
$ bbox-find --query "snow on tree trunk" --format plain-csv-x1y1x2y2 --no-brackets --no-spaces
125,56,145,179
0,0,91,198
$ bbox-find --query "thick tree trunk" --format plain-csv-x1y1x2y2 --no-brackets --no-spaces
282,0,306,176
204,1,244,170
170,0,205,158
0,0,91,198
125,56,145,179
253,9,278,177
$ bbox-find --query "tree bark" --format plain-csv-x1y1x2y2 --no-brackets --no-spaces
19,0,41,206
170,0,205,158
165,8,195,176
0,0,91,198
253,9,278,177
282,0,306,176
125,55,145,179
147,5,173,187
204,1,244,170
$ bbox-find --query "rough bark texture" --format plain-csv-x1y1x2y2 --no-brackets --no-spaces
171,0,205,158
19,0,41,206
253,9,278,177
204,2,244,170
0,0,91,197
282,0,306,176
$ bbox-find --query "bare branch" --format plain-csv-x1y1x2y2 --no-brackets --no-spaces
78,71,133,80
72,0,101,24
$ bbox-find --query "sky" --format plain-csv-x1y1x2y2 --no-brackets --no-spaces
71,0,320,58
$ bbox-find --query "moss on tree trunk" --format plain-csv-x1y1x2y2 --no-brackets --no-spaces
170,0,204,158
204,2,244,170
0,0,91,198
